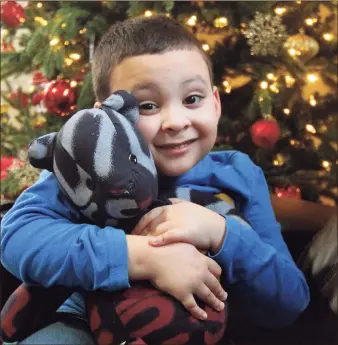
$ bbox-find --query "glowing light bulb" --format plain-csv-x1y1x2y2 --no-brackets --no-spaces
202,44,210,51
323,33,334,41
49,38,60,46
37,2,43,8
283,108,290,115
70,81,78,88
222,80,231,94
187,15,197,26
305,124,316,134
288,48,298,57
144,10,153,17
69,53,81,60
260,81,268,89
285,75,295,87
306,74,318,83
305,18,317,26
214,17,228,28
322,161,331,171
64,58,73,66
270,84,279,93
274,7,287,15
309,95,317,107
267,73,276,80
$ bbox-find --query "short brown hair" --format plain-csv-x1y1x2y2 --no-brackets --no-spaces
92,15,213,102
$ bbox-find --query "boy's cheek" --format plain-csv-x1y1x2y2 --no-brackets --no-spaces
137,120,156,144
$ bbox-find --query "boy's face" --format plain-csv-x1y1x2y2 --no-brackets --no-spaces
108,49,221,176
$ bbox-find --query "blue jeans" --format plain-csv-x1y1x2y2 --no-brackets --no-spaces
4,314,96,345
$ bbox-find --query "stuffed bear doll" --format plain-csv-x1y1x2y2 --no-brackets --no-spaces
1,91,233,345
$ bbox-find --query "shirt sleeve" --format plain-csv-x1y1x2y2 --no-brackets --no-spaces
1,171,130,292
209,158,310,328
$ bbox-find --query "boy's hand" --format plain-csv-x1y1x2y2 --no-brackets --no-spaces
145,241,227,320
133,201,226,253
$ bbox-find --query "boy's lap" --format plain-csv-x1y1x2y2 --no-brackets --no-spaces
3,316,96,345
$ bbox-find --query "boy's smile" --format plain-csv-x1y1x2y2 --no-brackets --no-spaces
109,49,221,176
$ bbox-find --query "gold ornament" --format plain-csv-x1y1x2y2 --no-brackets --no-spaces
284,30,319,63
244,12,287,57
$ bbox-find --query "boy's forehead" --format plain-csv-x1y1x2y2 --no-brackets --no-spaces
110,49,211,92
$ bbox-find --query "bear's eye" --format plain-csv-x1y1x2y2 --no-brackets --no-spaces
129,154,137,164
86,178,93,190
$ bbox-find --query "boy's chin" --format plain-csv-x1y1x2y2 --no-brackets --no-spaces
156,159,199,177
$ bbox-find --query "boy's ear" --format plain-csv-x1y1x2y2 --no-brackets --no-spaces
213,86,222,120
28,132,58,172
94,102,101,108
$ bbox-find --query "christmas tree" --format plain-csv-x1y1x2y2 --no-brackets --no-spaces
1,1,337,206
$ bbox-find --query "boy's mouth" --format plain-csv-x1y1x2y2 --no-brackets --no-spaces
155,139,197,150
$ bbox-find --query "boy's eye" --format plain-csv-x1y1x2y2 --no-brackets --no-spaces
139,102,158,111
184,95,204,105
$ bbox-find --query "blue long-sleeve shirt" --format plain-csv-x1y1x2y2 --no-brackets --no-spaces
1,151,310,328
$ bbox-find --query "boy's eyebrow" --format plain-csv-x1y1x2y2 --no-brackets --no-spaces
131,75,207,93
182,75,207,86
131,82,158,93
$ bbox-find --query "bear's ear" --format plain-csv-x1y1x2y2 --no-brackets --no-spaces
28,132,58,172
101,90,139,125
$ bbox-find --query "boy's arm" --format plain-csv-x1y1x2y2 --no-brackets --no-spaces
1,171,226,320
209,160,310,329
1,171,130,291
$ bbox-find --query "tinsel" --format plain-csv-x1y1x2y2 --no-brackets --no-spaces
1,150,40,198
244,12,287,57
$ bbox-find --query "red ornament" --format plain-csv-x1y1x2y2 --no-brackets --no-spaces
43,79,77,116
250,119,280,149
8,90,29,108
32,72,49,86
1,156,15,180
274,186,301,200
1,1,25,28
31,92,44,106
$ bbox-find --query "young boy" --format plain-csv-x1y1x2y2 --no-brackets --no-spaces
1,15,309,344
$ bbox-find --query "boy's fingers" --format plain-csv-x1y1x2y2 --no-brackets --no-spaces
204,272,228,302
169,198,185,204
145,214,170,235
206,257,222,279
149,228,186,246
195,284,224,312
132,207,165,235
181,294,207,320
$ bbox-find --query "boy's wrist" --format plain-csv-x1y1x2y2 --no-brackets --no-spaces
126,235,153,281
210,215,226,255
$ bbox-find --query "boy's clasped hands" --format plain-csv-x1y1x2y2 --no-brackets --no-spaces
132,199,228,320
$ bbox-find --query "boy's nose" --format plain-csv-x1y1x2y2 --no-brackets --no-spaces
161,108,191,132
